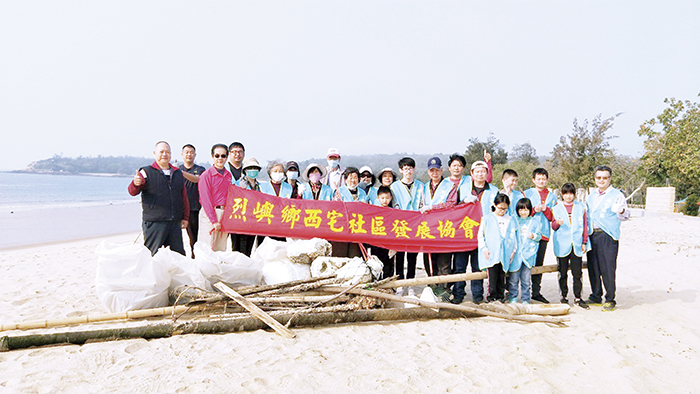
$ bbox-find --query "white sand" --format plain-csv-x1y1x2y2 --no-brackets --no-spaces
1,213,698,393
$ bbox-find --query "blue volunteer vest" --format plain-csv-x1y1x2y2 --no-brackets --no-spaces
552,201,587,257
587,187,624,240
302,183,334,201
478,213,518,271
524,187,557,239
259,181,293,199
511,216,541,272
461,181,500,215
505,190,526,218
337,185,368,203
421,178,453,207
391,180,424,211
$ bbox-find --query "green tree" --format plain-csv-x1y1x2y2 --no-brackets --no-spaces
546,114,619,189
464,133,508,165
638,97,700,197
510,142,539,165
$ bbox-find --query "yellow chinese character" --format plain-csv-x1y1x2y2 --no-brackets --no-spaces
228,197,248,221
281,205,302,229
304,209,323,228
391,219,412,239
438,220,456,238
459,216,480,239
326,210,344,233
371,216,387,236
415,221,436,239
349,213,367,234
253,201,275,224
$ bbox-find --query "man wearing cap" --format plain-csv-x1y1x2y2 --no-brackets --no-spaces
128,141,189,256
233,157,263,256
322,148,344,192
285,161,303,198
586,165,630,312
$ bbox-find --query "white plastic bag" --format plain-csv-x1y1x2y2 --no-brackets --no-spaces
250,237,289,264
153,248,208,292
286,238,332,264
193,242,263,290
262,258,311,285
95,241,170,313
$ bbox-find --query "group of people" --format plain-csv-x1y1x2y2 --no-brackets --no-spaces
129,141,629,312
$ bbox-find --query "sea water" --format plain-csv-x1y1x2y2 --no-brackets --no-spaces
0,172,134,211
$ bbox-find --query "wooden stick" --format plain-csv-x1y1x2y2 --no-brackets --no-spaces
321,286,568,326
378,263,586,289
253,278,345,296
1,308,467,352
234,274,337,296
213,282,296,339
0,305,209,332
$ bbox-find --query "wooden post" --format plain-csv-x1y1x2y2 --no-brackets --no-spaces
214,282,296,339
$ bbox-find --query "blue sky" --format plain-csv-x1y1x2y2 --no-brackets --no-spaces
1,1,698,170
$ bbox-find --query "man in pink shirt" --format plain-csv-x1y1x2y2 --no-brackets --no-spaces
198,144,233,251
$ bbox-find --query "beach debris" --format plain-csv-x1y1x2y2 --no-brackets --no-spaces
311,255,383,284
286,238,332,264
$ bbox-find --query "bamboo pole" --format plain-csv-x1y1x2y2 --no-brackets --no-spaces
214,282,296,339
378,263,586,289
321,286,568,326
1,308,468,352
0,305,209,333
234,274,337,296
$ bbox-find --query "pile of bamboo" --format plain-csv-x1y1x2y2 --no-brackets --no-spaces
0,264,572,352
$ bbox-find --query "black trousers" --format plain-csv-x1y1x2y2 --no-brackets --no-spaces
143,220,185,256
428,253,453,290
531,239,548,296
395,251,421,280
330,241,363,258
587,231,618,303
185,209,199,258
230,233,257,257
557,251,583,299
487,263,507,302
372,246,396,279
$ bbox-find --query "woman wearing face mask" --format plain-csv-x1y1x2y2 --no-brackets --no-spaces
260,160,293,198
301,163,333,201
284,161,303,199
237,157,264,192
368,167,397,206
335,167,368,203
358,166,375,194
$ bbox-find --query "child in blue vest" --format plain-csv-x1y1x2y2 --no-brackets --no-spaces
508,198,541,303
478,193,518,302
552,183,590,309
370,186,399,282
524,168,557,303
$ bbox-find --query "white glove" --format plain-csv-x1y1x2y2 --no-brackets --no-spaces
462,195,478,204
611,202,624,214
419,205,432,214
297,183,306,194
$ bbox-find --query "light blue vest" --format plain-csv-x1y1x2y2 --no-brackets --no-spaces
461,181,500,216
237,178,264,192
552,201,588,257
259,181,293,199
421,178,453,207
511,216,541,272
587,187,624,240
478,213,518,271
504,190,526,218
524,187,557,239
391,180,424,211
337,185,368,203
302,183,333,201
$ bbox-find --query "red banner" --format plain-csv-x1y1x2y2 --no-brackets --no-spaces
221,185,482,253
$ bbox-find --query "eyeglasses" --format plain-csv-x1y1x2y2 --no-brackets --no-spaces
360,174,372,178
595,176,610,180
214,154,228,159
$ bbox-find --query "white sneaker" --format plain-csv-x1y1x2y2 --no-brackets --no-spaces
407,287,416,297
395,287,405,297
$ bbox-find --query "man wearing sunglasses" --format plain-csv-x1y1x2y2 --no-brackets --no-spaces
198,144,233,252
128,141,190,256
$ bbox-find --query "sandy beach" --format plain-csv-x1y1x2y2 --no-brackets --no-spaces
0,212,698,393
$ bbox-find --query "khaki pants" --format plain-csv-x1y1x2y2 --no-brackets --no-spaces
197,208,228,252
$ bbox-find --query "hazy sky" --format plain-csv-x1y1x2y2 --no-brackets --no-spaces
1,1,698,170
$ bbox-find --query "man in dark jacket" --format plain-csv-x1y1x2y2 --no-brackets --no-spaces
128,141,189,255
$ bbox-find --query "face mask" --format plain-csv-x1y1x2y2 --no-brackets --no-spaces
328,159,339,169
286,171,299,180
246,169,259,179
309,173,321,183
271,172,285,183
347,184,357,191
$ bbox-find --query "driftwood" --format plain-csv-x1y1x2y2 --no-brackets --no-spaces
253,278,346,297
0,308,468,352
234,274,337,296
321,286,568,326
214,282,296,339
379,263,586,289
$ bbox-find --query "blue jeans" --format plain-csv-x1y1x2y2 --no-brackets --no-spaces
453,250,483,302
507,265,532,303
